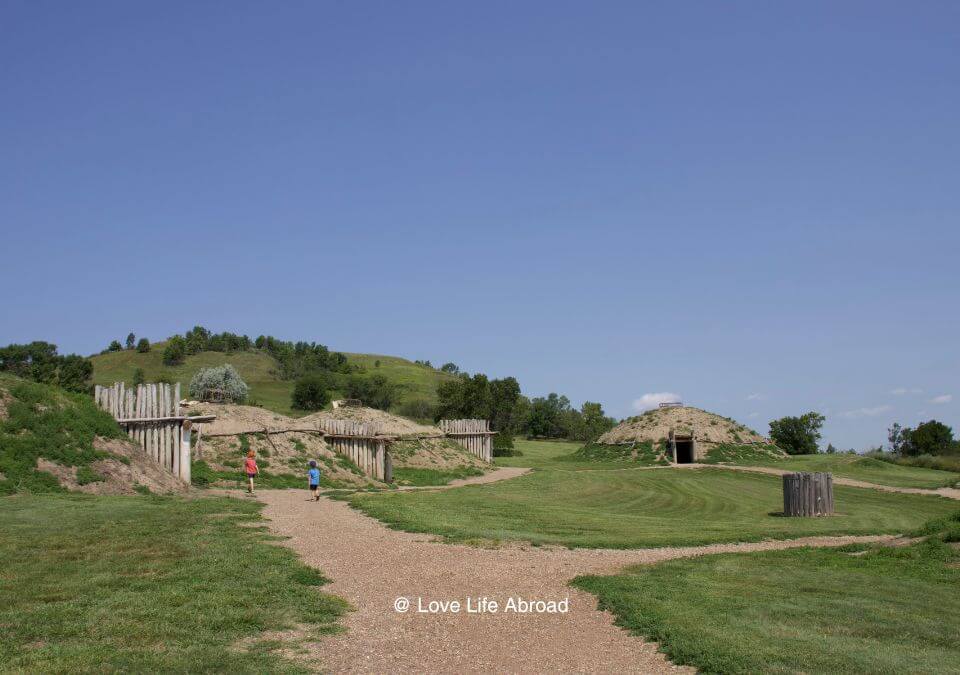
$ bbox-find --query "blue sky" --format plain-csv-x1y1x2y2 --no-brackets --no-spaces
1,1,957,449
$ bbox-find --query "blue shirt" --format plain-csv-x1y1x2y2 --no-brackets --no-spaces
308,467,320,485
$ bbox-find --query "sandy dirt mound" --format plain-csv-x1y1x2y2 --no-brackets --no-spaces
599,406,777,449
390,437,487,471
187,403,308,436
35,437,188,495
302,407,440,438
190,403,440,439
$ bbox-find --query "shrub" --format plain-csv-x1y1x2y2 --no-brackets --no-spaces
493,431,515,452
132,368,145,387
291,373,333,411
397,398,435,421
107,340,122,352
136,338,151,353
162,336,187,366
188,364,249,403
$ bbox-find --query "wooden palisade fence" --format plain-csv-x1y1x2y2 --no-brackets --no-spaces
439,419,495,462
318,419,392,482
782,471,834,517
94,382,214,484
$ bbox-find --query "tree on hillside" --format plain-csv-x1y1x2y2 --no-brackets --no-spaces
440,362,460,374
768,412,825,455
291,373,333,411
344,374,396,411
125,333,136,350
570,401,617,442
107,340,122,353
136,338,151,353
0,342,92,393
162,336,187,366
132,368,145,387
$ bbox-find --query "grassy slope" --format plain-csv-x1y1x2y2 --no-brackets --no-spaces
349,440,957,548
713,452,959,489
0,373,125,494
572,518,960,674
91,345,454,417
0,494,346,672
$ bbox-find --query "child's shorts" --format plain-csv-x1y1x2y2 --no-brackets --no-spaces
247,473,256,478
309,484,319,490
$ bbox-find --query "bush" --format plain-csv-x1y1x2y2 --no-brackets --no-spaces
162,336,187,366
107,340,122,352
136,338,151,353
132,368,145,387
188,364,249,403
291,374,333,411
0,342,92,393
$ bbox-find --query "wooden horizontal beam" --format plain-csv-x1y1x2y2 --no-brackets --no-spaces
444,431,498,436
116,415,217,424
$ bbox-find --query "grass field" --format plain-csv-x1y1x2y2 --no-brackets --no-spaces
350,441,958,548
0,493,346,672
91,345,453,417
709,452,960,489
572,514,960,673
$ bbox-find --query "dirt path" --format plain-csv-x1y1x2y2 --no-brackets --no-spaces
690,463,960,500
257,490,893,673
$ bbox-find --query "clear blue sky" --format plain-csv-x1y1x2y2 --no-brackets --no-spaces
2,1,957,449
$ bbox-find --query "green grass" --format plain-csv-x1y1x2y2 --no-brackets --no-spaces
342,352,456,406
391,466,485,486
494,438,628,470
572,514,960,674
0,493,346,672
713,452,960,489
0,373,124,495
91,346,454,417
350,461,958,548
566,441,668,466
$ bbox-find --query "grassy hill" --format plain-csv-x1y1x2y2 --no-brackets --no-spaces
90,344,455,417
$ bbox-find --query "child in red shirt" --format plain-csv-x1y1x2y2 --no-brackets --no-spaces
244,450,259,494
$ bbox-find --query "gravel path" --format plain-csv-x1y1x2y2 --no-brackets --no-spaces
690,463,960,500
257,490,893,673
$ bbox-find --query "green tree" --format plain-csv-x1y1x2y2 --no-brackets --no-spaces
525,393,572,438
902,420,955,457
162,336,187,366
136,338,151,353
0,342,91,393
55,354,93,393
440,362,460,374
125,333,136,350
344,375,396,411
768,412,825,455
132,368,145,387
107,340,122,352
291,373,333,411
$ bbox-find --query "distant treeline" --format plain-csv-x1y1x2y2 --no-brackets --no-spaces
433,373,616,445
156,326,351,380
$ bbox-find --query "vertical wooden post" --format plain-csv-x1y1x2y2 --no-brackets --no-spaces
180,420,192,484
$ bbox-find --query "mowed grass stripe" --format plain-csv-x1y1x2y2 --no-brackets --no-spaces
712,452,959,489
350,467,958,548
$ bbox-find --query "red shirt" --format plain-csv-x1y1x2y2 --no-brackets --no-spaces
244,458,258,474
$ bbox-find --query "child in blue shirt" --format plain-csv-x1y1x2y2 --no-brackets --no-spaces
308,460,321,501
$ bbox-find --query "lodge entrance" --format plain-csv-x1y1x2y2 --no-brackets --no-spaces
674,437,694,464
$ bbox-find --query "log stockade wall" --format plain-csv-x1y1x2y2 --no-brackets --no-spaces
439,419,495,462
782,471,834,517
94,382,212,484
318,419,391,482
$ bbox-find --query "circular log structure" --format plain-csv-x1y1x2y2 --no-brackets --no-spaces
782,471,834,517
